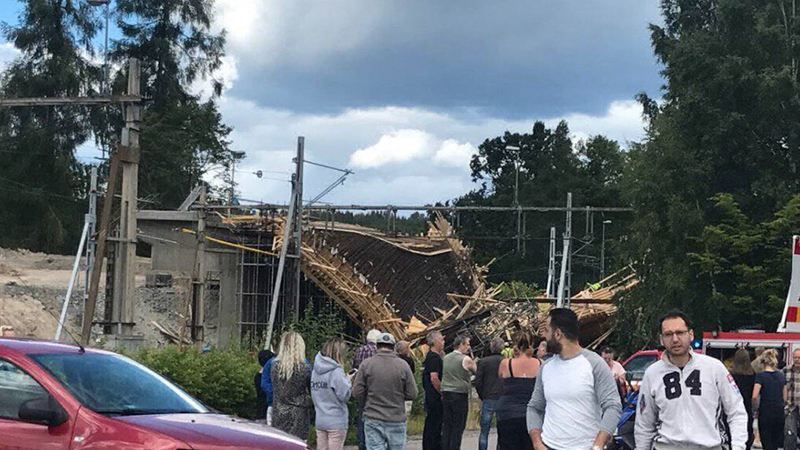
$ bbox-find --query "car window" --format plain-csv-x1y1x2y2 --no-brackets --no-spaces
0,359,48,421
623,355,658,380
31,353,207,416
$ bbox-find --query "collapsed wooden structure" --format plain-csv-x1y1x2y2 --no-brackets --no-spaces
224,212,638,349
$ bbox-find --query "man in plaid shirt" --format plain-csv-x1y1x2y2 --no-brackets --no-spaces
353,329,381,369
784,348,800,450
353,329,381,450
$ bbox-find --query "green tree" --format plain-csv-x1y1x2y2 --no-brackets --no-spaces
0,0,101,252
617,0,800,350
112,0,233,208
458,121,628,289
688,194,800,331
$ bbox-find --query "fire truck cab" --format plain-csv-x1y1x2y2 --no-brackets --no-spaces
702,330,800,367
702,235,800,366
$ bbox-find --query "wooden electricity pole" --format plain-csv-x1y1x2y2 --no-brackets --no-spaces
108,58,141,336
0,58,143,346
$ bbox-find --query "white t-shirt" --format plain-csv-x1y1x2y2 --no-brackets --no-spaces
527,349,621,449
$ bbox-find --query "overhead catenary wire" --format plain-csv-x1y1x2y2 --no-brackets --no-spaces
179,227,279,257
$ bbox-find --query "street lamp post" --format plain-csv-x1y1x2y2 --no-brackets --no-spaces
505,145,522,253
601,220,612,276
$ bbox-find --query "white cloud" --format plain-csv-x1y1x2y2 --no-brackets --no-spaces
349,129,433,168
551,100,645,146
433,140,476,168
348,129,476,170
0,43,19,71
216,96,645,206
189,54,239,100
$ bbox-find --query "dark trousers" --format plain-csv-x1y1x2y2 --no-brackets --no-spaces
423,397,443,450
441,391,468,450
786,406,800,450
497,417,533,450
760,414,784,450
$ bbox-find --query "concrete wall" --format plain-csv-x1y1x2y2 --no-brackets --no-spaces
137,216,241,348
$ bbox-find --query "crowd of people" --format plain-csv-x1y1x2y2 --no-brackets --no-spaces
254,307,795,450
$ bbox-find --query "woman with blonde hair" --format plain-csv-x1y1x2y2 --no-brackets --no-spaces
752,349,785,450
730,348,755,450
270,331,312,440
311,338,352,450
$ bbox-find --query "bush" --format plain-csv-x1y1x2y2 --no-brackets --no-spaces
134,346,260,419
278,308,347,360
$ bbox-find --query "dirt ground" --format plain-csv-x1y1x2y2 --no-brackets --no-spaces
0,247,154,342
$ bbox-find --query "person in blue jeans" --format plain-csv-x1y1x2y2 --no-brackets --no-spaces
353,332,418,450
474,337,505,450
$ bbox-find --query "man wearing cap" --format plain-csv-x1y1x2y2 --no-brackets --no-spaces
353,332,419,450
353,329,381,450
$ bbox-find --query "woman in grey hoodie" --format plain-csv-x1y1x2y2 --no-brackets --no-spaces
311,338,353,450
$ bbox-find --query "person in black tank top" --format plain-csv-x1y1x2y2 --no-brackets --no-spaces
496,332,540,450
753,349,785,450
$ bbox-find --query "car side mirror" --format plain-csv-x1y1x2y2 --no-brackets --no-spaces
625,372,633,383
18,396,68,427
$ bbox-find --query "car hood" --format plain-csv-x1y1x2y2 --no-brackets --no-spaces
117,413,307,450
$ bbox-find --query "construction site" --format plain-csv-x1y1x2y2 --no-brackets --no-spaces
0,105,639,352
0,201,638,353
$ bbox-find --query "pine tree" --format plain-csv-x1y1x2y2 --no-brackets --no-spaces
0,0,102,252
112,0,233,208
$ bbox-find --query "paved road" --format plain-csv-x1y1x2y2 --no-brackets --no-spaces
344,429,496,450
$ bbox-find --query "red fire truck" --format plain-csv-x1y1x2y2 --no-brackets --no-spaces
702,235,800,365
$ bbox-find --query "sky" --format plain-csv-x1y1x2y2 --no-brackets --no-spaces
0,1,664,207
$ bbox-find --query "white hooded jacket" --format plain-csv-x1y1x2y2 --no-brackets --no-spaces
634,352,747,450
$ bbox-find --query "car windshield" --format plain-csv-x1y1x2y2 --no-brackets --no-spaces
31,353,208,416
624,355,658,380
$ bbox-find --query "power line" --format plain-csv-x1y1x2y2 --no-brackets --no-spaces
0,183,84,203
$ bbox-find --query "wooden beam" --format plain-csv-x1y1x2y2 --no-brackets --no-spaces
81,151,121,345
0,95,142,107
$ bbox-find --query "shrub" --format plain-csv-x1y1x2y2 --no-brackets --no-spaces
134,346,260,419
278,307,347,360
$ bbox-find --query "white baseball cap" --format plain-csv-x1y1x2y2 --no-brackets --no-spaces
376,332,396,346
366,329,381,343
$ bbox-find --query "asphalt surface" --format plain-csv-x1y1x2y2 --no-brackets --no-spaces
344,429,496,450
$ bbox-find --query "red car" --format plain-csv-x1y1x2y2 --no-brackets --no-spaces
0,338,308,449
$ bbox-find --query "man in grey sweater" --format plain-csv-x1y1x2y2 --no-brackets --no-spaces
353,332,418,450
527,308,621,450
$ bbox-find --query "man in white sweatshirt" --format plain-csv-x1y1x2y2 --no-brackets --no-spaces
635,310,747,450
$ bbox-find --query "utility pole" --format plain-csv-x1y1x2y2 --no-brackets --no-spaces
601,220,612,277
293,137,304,317
565,192,573,306
546,227,556,298
265,180,297,348
191,187,207,343
84,166,98,309
515,160,521,254
82,152,121,345
556,193,573,308
109,59,142,336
